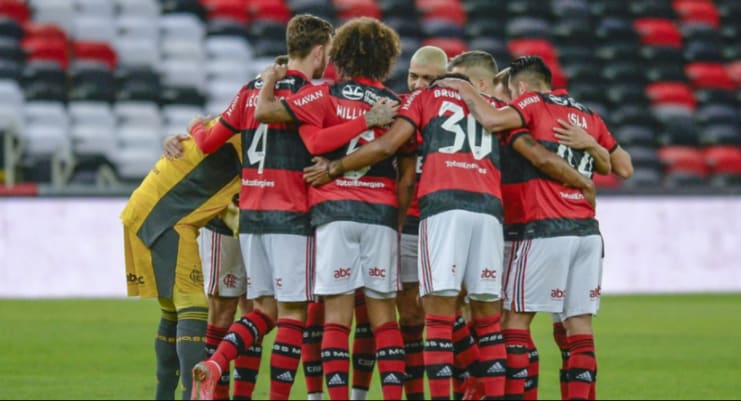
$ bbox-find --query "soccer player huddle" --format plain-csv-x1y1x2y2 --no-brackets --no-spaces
122,13,634,401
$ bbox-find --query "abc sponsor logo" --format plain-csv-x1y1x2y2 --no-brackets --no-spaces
480,268,497,280
368,267,386,279
275,278,283,288
334,268,351,279
127,273,144,284
550,288,566,299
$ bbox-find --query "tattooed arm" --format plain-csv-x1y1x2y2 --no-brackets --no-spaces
512,133,596,207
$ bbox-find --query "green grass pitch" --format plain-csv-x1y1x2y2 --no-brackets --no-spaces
1,294,740,400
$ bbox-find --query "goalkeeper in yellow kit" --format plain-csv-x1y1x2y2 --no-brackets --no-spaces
121,117,241,399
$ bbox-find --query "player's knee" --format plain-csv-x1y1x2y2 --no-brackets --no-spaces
468,293,501,318
208,296,240,327
253,296,278,321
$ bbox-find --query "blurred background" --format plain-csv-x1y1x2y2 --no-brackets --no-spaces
0,0,740,194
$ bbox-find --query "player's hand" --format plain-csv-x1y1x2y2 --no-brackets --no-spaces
553,119,596,150
366,97,399,127
582,182,596,208
434,77,472,92
303,156,333,186
163,134,189,159
260,64,288,83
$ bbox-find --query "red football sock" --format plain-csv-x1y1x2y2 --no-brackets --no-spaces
401,324,425,400
524,332,539,400
566,334,597,400
452,314,480,398
473,314,507,399
270,319,305,400
210,309,275,373
503,329,530,400
553,322,569,400
352,295,375,394
205,325,230,400
373,321,406,400
233,341,263,400
322,323,351,400
424,314,455,400
302,301,324,396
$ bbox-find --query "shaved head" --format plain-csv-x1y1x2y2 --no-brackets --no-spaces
410,46,448,68
407,46,448,91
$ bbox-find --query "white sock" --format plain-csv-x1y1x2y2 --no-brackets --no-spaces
351,388,368,400
308,393,323,400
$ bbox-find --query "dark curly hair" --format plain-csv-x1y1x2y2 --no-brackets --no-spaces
286,14,334,59
330,17,401,82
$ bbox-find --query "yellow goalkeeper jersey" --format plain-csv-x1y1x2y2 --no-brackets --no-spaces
120,122,242,248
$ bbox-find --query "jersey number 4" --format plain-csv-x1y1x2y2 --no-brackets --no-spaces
438,101,492,160
246,123,268,174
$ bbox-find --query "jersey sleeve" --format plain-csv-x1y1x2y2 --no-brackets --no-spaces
281,84,332,127
397,89,424,131
191,117,236,154
219,86,247,130
594,115,619,153
501,127,530,147
508,91,543,128
298,117,369,155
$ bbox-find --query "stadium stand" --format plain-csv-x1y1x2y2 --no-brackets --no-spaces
0,0,738,193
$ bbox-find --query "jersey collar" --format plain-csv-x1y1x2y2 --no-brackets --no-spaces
351,77,385,88
286,69,311,82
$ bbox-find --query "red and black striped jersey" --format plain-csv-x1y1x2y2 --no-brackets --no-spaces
281,78,401,229
397,87,506,221
220,70,314,235
501,89,618,240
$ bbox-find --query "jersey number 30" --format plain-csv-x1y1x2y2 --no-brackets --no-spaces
438,101,492,160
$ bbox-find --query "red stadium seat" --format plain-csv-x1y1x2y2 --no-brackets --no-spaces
422,37,468,59
645,82,697,109
507,38,559,65
550,63,568,90
249,0,292,23
685,62,736,91
726,61,741,88
333,0,382,20
201,0,250,23
417,0,466,26
634,18,683,48
0,0,29,24
73,42,117,70
657,145,708,175
21,37,70,70
23,22,68,42
673,0,720,28
703,146,741,174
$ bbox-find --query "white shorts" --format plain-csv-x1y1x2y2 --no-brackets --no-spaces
418,210,504,299
199,228,247,298
502,236,603,319
240,233,315,302
400,233,419,284
314,221,399,298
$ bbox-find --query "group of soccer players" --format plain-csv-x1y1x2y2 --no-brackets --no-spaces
122,12,634,401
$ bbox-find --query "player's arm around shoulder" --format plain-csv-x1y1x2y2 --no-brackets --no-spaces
512,132,596,206
552,119,611,175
